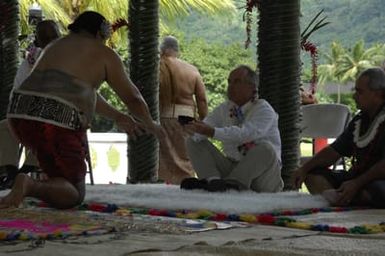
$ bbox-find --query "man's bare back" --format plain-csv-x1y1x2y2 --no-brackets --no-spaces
159,36,207,119
158,35,208,184
35,33,114,88
162,56,202,107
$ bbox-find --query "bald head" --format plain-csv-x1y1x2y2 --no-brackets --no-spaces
160,36,179,55
35,20,60,48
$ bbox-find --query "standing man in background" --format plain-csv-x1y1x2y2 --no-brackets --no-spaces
158,35,208,184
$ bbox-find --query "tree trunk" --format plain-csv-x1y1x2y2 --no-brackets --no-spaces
127,0,160,183
0,0,19,120
258,0,301,190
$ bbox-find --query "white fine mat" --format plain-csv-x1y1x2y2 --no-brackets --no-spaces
84,184,329,214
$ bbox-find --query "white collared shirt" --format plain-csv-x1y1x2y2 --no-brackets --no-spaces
193,99,281,162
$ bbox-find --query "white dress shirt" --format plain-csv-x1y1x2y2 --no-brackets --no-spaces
193,99,281,162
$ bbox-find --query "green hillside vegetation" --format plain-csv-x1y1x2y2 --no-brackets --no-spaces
301,0,385,50
174,0,385,52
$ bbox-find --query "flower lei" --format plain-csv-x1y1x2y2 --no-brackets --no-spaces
353,109,385,148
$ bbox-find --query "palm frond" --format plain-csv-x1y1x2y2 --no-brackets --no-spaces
160,0,236,20
301,9,330,42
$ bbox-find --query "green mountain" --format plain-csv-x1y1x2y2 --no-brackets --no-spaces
172,0,385,51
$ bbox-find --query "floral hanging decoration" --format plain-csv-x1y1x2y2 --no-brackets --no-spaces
242,3,329,95
242,0,261,49
300,10,330,94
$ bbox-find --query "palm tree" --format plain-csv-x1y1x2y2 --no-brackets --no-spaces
318,41,385,103
257,0,301,190
127,0,160,183
0,1,19,121
317,42,346,85
317,41,346,102
371,43,385,67
337,40,380,83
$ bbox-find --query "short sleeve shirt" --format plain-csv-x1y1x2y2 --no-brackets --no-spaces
331,111,385,172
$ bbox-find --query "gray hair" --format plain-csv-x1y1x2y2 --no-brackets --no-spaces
234,65,259,90
160,35,179,53
359,67,385,90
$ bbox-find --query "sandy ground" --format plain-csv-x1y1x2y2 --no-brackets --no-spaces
1,209,384,256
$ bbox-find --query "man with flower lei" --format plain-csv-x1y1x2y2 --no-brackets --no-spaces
1,11,164,209
0,20,60,189
293,68,385,208
181,65,283,192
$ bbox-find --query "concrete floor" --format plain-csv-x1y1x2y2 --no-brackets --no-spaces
1,209,384,256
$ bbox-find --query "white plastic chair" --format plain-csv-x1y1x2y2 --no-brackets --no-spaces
300,103,351,170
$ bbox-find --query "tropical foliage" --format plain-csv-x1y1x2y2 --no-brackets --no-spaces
180,37,255,111
319,41,385,84
18,0,235,47
301,0,385,49
316,41,385,103
176,0,385,50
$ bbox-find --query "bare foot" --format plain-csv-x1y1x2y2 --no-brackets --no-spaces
322,189,340,206
0,173,33,208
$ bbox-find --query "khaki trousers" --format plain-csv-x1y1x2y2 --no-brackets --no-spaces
186,138,283,192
